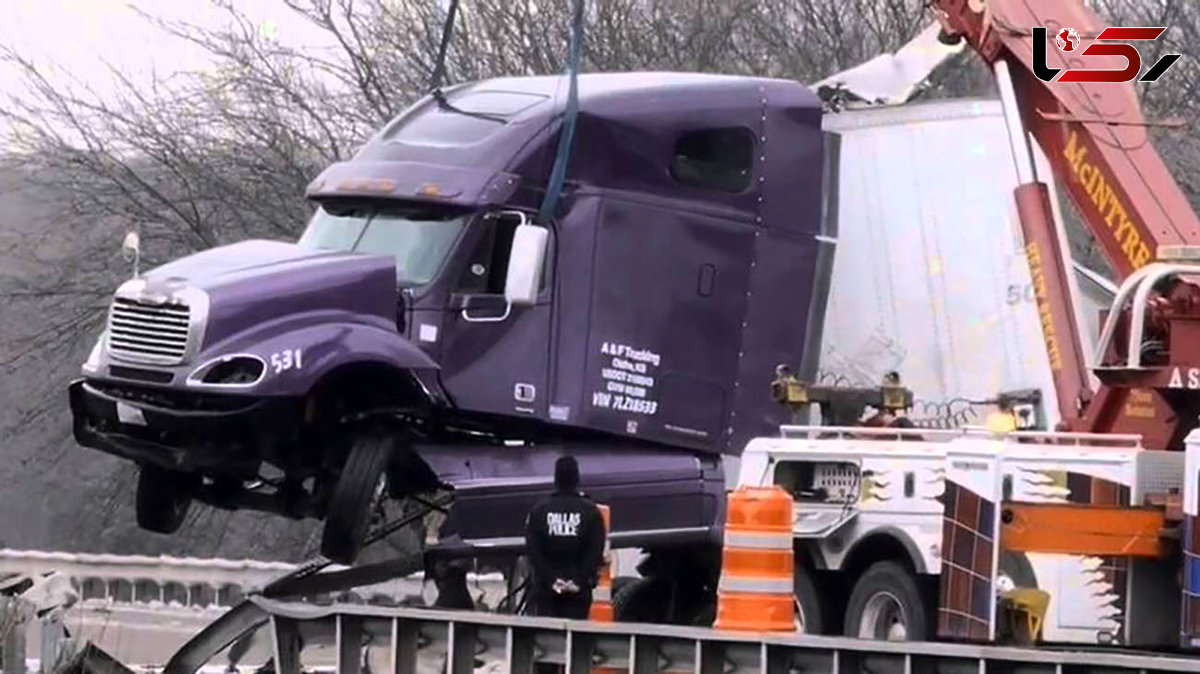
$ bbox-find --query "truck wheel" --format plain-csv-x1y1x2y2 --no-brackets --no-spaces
611,575,638,598
843,561,927,641
691,598,717,627
612,576,671,624
135,465,200,534
999,550,1037,590
794,564,826,635
320,432,394,565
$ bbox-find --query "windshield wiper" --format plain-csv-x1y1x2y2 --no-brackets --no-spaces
430,87,507,124
348,212,376,252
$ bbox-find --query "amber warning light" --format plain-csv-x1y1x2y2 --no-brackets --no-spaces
333,178,396,194
1032,26,1182,84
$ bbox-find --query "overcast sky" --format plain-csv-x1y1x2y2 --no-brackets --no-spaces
0,1,335,97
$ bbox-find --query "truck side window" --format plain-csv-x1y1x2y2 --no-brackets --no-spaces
457,213,546,295
669,128,756,193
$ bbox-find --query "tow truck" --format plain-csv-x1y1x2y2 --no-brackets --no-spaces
722,0,1200,651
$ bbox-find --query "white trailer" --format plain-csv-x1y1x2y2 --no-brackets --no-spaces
814,98,1116,431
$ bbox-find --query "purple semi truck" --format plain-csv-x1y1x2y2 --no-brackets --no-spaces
67,72,836,622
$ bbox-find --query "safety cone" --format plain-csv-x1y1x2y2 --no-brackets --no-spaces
714,486,797,632
590,503,613,621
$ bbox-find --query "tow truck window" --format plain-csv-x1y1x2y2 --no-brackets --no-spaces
298,205,469,285
669,127,755,193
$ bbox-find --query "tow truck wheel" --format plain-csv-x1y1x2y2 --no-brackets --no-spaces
843,561,927,641
135,465,200,534
793,564,825,635
320,431,394,565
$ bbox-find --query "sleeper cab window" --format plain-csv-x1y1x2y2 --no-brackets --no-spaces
669,127,756,193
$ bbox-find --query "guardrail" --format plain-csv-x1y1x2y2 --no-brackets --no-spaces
8,549,1199,674
160,595,1200,674
0,549,506,609
0,549,512,673
0,549,298,609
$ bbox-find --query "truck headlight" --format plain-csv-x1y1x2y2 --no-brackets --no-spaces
186,354,266,387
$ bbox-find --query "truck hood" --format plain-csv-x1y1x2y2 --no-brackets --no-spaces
125,239,402,353
141,239,380,288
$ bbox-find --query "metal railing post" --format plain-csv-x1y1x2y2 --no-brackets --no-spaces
1,597,27,674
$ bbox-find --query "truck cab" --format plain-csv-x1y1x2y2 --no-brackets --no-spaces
68,72,832,565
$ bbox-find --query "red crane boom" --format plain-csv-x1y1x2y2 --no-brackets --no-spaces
933,0,1200,449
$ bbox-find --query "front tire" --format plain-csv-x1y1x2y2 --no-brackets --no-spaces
135,465,200,534
320,431,394,565
843,561,928,641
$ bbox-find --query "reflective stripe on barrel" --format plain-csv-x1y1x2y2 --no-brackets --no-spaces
714,486,796,633
723,531,793,549
718,576,793,594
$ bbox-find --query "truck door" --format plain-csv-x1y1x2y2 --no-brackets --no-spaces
437,211,553,418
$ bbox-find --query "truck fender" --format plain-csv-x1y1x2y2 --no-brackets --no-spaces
838,527,929,576
188,322,437,397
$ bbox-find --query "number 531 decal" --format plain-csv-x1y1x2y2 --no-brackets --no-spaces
270,348,303,374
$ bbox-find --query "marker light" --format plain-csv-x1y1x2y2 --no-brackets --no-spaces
335,178,396,193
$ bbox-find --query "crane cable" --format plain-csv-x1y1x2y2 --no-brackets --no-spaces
425,0,584,224
537,0,585,225
429,0,460,92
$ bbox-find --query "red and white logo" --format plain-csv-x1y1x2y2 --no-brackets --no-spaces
1033,26,1181,83
1056,27,1080,52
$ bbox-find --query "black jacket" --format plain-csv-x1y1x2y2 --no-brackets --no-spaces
524,489,606,591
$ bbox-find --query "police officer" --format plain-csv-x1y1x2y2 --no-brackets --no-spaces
523,455,606,619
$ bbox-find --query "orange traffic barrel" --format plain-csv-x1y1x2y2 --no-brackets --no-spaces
713,486,796,632
590,503,613,622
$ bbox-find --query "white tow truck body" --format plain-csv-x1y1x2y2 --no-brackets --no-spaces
737,425,1186,647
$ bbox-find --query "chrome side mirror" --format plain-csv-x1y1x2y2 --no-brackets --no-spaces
504,216,548,306
122,229,141,278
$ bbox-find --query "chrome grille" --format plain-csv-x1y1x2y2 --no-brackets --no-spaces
107,297,191,362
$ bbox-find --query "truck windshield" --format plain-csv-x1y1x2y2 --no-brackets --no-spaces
297,204,469,285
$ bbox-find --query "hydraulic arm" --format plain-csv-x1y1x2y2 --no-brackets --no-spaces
933,0,1200,449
